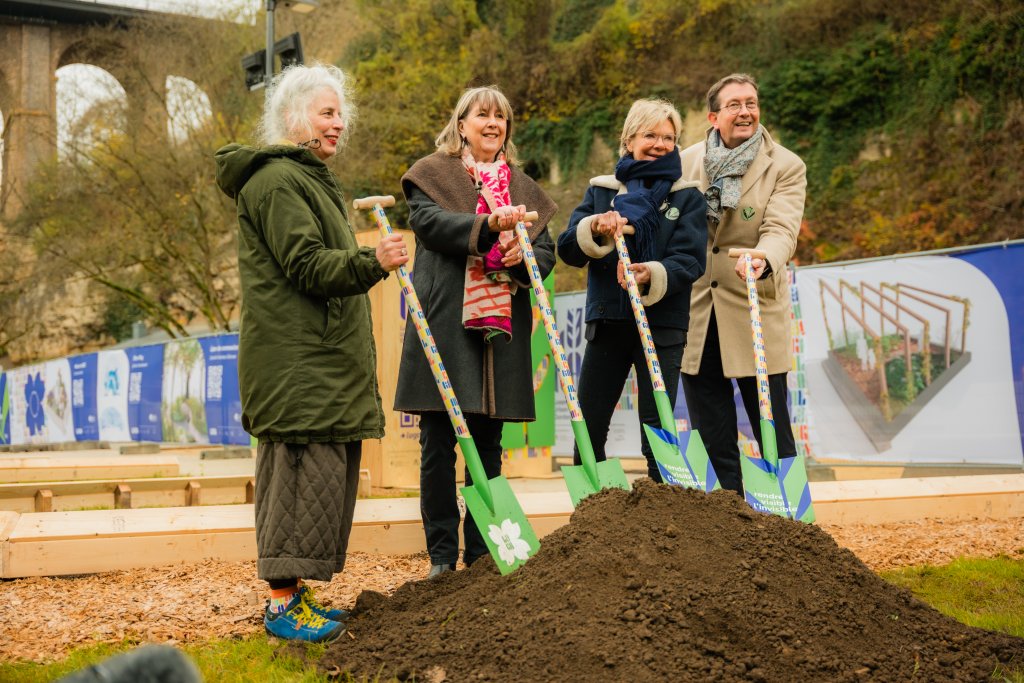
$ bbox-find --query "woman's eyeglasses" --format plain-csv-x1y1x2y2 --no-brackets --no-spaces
638,132,676,145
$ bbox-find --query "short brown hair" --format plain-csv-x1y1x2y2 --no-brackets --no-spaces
706,73,759,112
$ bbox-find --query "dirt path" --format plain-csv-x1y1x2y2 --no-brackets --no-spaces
1,503,1022,664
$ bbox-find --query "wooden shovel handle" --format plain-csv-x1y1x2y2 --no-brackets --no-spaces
352,195,396,210
727,248,768,259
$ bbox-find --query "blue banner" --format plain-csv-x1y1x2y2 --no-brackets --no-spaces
127,344,164,442
0,372,9,445
954,243,1024,458
199,335,246,445
70,353,99,441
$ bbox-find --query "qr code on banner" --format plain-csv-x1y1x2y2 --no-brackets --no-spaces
128,372,142,403
72,378,84,407
207,365,223,400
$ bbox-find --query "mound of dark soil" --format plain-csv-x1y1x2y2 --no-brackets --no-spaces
321,480,1024,682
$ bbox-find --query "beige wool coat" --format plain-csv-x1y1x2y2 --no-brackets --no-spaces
680,128,806,378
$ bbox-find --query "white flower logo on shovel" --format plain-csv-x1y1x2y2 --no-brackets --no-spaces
488,519,532,567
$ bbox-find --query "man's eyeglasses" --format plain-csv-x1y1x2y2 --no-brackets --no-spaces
716,101,759,115
638,132,676,145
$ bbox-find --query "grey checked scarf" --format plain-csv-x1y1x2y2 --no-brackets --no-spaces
703,124,763,224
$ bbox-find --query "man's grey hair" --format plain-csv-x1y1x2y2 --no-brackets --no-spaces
706,73,759,112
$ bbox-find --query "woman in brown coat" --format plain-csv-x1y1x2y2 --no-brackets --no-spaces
679,73,807,493
395,86,557,577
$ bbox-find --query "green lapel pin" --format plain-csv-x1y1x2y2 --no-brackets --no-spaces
742,206,756,221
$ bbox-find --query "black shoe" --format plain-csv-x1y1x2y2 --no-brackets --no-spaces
427,563,455,578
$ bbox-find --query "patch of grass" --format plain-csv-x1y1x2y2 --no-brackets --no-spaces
883,556,1024,682
0,637,384,683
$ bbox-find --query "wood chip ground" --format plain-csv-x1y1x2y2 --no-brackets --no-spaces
1,516,1022,663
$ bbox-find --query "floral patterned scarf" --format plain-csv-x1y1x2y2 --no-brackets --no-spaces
461,148,515,342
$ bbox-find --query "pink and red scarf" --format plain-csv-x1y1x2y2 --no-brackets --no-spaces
461,149,516,342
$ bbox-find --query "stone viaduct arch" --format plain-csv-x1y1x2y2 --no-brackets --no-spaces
0,0,215,218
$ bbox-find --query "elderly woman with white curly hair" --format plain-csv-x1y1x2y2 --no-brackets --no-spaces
215,62,408,643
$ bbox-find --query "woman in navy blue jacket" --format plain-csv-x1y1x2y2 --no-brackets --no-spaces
556,98,707,482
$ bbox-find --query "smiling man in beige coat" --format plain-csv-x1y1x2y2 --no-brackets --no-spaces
679,73,806,493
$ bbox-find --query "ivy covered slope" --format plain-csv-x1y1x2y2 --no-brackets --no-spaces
343,0,1024,265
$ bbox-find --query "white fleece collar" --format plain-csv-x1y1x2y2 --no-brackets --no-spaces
589,173,700,193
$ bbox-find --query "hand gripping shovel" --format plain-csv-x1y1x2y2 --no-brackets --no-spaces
728,248,815,522
354,196,540,574
511,214,630,507
613,233,720,491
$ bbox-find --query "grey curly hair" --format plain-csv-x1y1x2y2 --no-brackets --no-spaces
259,62,356,147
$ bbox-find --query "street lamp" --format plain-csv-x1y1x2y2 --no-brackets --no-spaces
262,0,318,88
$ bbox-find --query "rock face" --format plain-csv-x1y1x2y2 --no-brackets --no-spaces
322,479,1024,682
5,277,110,365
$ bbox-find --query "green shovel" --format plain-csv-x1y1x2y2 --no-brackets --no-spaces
613,232,720,492
729,248,815,522
512,216,630,507
354,196,540,574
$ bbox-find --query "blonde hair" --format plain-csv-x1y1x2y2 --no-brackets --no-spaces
435,85,519,165
259,62,356,147
618,98,682,157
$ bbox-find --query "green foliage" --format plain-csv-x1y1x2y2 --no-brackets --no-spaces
101,295,146,343
517,105,619,177
553,0,616,41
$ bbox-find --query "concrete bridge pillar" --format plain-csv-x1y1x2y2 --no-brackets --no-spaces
1,23,58,219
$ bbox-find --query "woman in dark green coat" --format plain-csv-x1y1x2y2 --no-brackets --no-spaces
215,63,408,643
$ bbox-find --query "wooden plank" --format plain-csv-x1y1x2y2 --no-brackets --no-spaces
3,532,258,578
0,455,179,483
2,476,1022,578
811,474,1024,524
0,475,257,513
0,511,18,541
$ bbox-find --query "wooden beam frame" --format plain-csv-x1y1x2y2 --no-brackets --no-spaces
1,475,1022,578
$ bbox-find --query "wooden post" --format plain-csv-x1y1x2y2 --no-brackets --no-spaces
245,478,255,504
114,484,132,509
186,480,201,507
358,469,371,498
34,489,53,512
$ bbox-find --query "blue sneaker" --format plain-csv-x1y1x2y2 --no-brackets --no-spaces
264,593,345,643
298,584,350,622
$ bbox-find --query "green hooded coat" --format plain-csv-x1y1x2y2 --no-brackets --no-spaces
215,143,387,443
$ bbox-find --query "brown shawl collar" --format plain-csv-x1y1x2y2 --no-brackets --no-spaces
401,151,557,242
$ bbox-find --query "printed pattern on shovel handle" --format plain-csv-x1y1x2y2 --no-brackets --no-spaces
613,233,665,392
513,223,583,422
742,253,774,423
365,203,470,438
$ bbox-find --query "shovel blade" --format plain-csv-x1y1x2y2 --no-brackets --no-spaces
461,475,540,575
740,419,815,522
562,458,631,507
647,424,721,492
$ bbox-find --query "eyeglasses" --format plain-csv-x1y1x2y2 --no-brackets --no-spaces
638,131,676,145
716,100,759,115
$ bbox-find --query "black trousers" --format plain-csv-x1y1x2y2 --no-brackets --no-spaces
573,321,686,483
418,410,504,566
681,308,796,493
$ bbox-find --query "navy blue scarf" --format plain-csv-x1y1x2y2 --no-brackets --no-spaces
613,150,681,263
